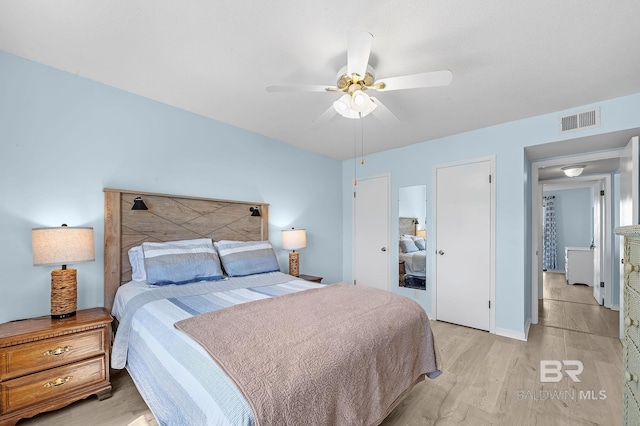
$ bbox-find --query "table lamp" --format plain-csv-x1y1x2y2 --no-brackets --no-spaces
281,228,306,277
32,224,95,319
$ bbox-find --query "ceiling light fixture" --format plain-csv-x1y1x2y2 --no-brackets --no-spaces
333,90,377,119
561,165,586,177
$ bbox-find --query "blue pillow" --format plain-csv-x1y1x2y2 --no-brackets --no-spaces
214,240,280,277
142,239,223,285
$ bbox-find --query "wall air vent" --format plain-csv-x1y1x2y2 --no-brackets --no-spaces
559,107,600,133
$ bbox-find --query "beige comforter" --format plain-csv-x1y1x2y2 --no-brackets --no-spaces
175,282,438,426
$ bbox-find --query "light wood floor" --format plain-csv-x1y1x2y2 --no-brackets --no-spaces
539,271,619,339
19,273,622,426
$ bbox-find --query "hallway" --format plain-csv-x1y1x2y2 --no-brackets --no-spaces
538,271,619,339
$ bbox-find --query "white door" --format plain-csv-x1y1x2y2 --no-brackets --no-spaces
353,175,390,291
436,159,492,331
619,136,639,338
593,182,603,304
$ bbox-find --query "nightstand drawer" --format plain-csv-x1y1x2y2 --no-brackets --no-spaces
0,329,105,381
0,356,106,414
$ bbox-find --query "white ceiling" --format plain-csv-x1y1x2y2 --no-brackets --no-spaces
1,1,639,161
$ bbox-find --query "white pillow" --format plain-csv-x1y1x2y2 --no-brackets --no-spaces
128,246,146,281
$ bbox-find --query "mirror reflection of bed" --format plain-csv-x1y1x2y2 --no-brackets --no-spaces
399,217,426,290
399,185,427,291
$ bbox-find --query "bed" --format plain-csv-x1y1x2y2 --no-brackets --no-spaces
105,189,439,426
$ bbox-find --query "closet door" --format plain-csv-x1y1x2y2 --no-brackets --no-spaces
353,175,390,291
435,158,493,331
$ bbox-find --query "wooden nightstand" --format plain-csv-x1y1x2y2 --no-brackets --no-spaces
399,261,406,286
0,308,112,426
298,274,323,283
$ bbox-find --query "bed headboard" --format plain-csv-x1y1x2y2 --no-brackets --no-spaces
399,217,418,236
103,188,269,311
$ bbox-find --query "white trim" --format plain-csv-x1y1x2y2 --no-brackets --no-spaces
542,176,611,306
432,155,496,334
611,304,620,311
496,326,528,341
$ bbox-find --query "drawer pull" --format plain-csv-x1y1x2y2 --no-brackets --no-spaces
625,317,640,327
625,371,639,383
43,345,72,357
625,262,640,275
43,376,73,388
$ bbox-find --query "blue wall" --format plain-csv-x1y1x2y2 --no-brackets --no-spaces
342,93,640,337
543,188,594,272
0,51,343,323
2,48,639,336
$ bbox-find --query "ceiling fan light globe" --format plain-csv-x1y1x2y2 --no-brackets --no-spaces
333,95,354,118
350,90,374,113
353,94,365,106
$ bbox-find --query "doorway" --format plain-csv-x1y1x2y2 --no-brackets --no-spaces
530,136,638,339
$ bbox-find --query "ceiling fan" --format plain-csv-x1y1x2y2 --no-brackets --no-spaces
267,30,453,125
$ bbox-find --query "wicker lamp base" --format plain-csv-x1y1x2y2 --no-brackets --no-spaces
50,268,77,319
288,251,300,277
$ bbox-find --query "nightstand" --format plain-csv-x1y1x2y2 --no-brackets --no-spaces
0,308,112,426
298,274,323,283
399,261,406,286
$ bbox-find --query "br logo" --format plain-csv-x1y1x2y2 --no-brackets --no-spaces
540,360,584,382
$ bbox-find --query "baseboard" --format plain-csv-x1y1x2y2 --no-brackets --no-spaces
496,324,529,341
611,304,620,311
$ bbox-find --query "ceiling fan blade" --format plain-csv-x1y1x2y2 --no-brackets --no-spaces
311,105,338,128
267,85,337,93
347,30,373,78
374,70,453,91
370,97,400,126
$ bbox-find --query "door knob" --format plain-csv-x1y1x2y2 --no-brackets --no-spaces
438,250,445,255
381,247,387,252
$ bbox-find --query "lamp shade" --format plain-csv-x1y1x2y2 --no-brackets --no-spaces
282,228,306,250
32,226,95,266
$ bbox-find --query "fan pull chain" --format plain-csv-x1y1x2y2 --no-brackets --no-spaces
353,117,357,187
360,113,365,165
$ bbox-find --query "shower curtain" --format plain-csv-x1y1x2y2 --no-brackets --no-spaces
542,196,557,270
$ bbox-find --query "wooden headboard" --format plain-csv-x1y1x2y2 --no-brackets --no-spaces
103,188,269,311
399,217,418,236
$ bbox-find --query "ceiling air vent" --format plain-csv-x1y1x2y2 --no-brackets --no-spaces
559,107,600,133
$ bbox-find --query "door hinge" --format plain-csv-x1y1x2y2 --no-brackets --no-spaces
354,279,356,285
489,175,492,183
600,281,605,288
600,190,605,196
354,191,356,198
489,300,491,309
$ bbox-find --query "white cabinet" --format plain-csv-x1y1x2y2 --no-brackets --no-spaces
615,225,640,426
564,247,594,286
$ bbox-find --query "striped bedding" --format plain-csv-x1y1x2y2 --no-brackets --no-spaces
111,272,324,426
